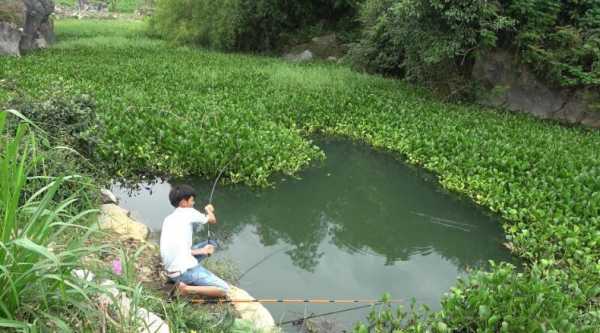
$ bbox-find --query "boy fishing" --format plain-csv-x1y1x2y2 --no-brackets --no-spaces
160,184,229,298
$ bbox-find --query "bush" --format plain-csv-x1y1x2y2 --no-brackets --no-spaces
350,0,600,94
148,0,362,52
356,263,600,332
348,0,513,96
6,80,101,159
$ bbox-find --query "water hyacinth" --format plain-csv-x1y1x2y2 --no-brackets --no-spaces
0,19,598,331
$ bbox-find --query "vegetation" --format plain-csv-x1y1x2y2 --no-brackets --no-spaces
148,0,361,51
0,110,240,331
349,0,600,93
55,0,143,13
1,19,599,331
0,111,111,330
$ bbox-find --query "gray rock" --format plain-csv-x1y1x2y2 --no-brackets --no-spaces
20,0,54,52
473,50,600,128
284,49,313,62
100,188,118,204
0,22,22,56
311,34,336,46
0,0,54,56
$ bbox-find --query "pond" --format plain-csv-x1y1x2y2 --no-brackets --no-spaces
112,139,515,330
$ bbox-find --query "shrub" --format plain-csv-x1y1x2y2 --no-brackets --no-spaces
348,0,514,96
356,263,600,332
148,0,362,52
505,0,600,88
350,0,600,93
6,80,101,159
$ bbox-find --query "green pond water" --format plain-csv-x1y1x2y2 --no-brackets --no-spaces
112,139,515,330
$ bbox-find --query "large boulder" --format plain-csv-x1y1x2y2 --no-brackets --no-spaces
99,204,150,241
0,22,22,55
473,50,600,128
0,0,54,56
227,286,277,332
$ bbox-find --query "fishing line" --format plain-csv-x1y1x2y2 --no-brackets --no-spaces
279,303,378,326
410,211,472,232
238,247,289,280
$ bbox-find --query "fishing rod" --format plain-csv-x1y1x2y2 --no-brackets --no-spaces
279,303,376,326
191,298,404,304
206,154,239,241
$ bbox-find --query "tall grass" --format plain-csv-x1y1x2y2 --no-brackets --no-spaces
0,111,103,330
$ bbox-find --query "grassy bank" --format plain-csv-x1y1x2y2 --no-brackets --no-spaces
1,19,599,331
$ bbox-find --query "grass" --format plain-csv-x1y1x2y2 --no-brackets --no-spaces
1,19,599,331
0,110,239,331
0,111,108,330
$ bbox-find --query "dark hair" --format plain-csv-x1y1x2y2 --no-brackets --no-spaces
169,184,196,207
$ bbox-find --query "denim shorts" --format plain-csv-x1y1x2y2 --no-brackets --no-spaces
171,240,229,292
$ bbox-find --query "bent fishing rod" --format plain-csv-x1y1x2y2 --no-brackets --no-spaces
205,154,239,242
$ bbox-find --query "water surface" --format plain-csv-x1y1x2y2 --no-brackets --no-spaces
113,139,514,329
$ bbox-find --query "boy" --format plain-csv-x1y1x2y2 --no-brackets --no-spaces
160,184,229,298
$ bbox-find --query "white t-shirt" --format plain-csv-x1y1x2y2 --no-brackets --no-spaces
160,207,208,273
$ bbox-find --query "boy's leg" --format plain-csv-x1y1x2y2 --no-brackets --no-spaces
177,264,229,298
177,283,227,298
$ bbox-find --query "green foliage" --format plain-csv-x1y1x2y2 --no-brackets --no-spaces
0,112,102,330
439,262,598,332
506,0,600,88
356,263,599,332
149,0,362,51
2,19,600,331
351,0,600,92
349,0,514,96
6,80,101,156
55,0,141,13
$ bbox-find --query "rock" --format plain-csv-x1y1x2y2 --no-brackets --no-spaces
81,280,170,333
0,22,22,55
311,34,337,46
20,0,54,52
72,269,96,282
473,50,600,128
283,33,347,61
0,0,54,56
284,49,313,62
100,188,118,204
99,204,150,241
228,286,277,332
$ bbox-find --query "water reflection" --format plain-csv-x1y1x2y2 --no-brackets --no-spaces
113,139,514,325
167,139,512,273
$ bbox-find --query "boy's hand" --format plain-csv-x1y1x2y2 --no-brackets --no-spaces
205,204,215,214
192,244,215,256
